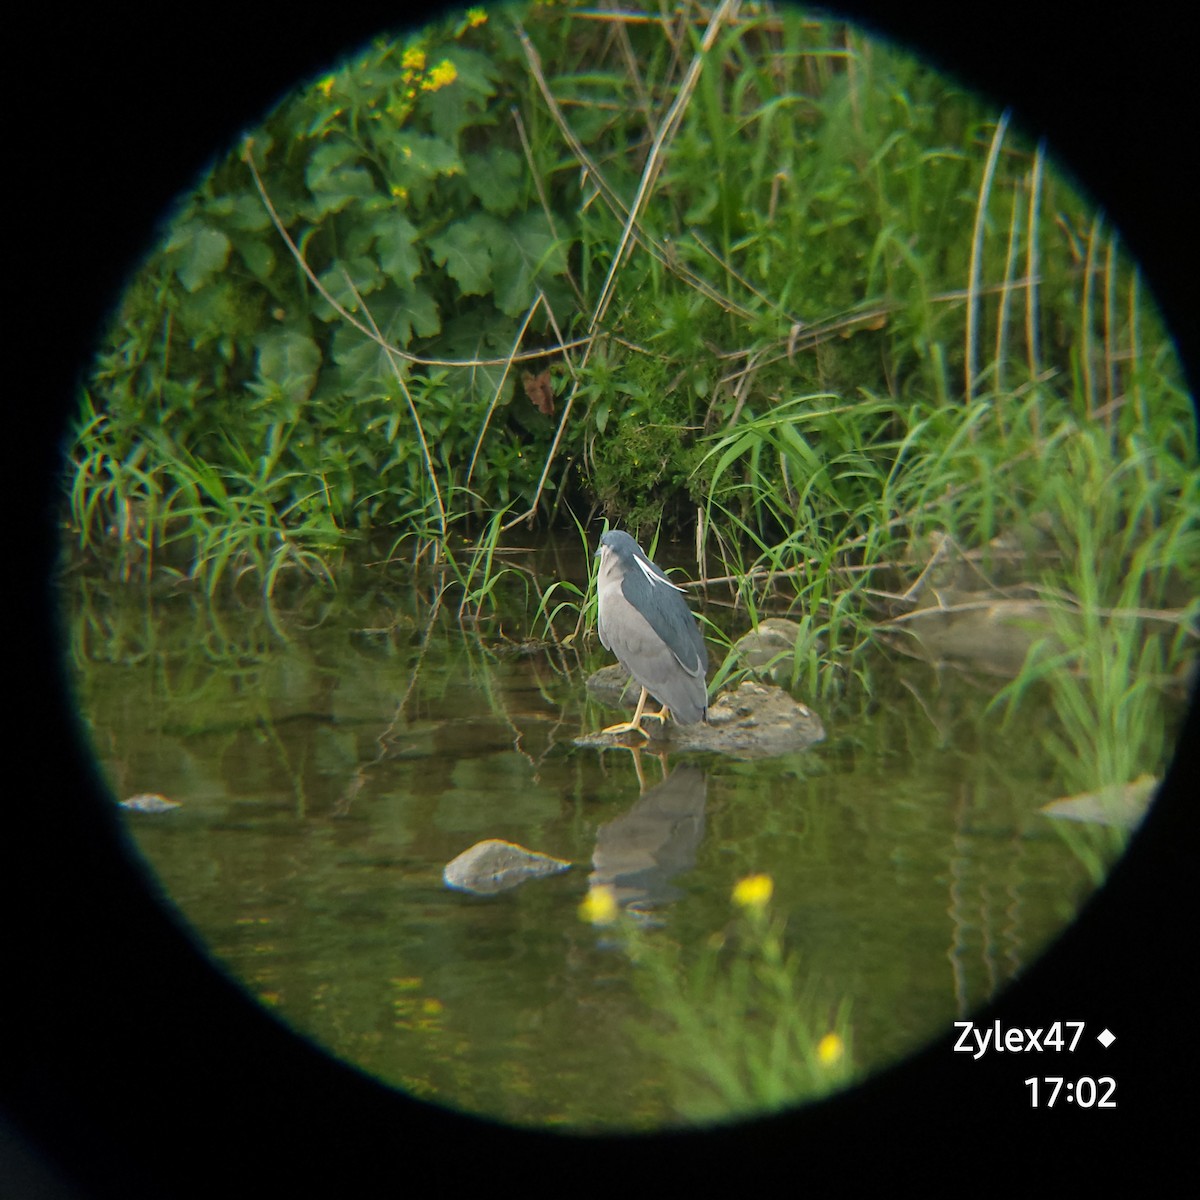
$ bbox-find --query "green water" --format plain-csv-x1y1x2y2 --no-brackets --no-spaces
63,548,1120,1130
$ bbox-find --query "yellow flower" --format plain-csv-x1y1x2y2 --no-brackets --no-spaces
421,59,458,92
402,47,426,72
579,885,618,926
817,1033,845,1065
732,873,774,910
316,75,335,98
466,8,487,27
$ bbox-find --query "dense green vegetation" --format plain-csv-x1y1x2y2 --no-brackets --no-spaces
66,2,1196,791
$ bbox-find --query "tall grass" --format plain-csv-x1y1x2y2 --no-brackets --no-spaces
62,2,1196,776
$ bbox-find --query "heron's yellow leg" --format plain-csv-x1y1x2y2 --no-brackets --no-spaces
601,686,651,738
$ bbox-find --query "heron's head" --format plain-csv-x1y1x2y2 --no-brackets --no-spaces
595,530,680,591
596,529,641,569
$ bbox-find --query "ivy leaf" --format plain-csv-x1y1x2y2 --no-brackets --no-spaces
205,192,273,232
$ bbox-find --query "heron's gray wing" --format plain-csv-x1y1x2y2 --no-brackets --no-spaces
619,564,707,677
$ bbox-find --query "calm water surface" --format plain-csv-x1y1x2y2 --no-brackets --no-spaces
64,546,1118,1130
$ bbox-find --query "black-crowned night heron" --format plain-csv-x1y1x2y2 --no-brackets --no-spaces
595,530,708,738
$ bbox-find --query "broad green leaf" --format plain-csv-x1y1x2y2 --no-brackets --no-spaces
167,220,231,292
316,257,385,311
428,214,501,296
255,329,321,404
306,143,377,215
391,133,461,182
379,282,442,345
234,235,275,280
464,147,522,216
491,212,565,317
374,215,422,286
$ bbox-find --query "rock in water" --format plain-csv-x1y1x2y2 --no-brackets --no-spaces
577,678,825,760
1040,775,1158,829
118,793,182,814
443,839,572,895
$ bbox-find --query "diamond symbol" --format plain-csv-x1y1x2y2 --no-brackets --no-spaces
1097,1028,1116,1048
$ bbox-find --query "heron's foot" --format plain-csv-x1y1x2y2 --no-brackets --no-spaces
643,706,671,725
600,719,650,739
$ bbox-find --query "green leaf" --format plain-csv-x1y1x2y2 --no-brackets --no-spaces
427,214,501,296
390,133,461,182
255,329,321,404
166,220,231,292
306,143,378,214
316,257,385,312
233,234,275,280
425,47,496,142
374,215,422,286
464,147,523,216
490,211,565,317
378,282,442,345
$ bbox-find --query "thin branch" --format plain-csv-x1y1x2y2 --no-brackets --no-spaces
590,0,742,335
339,268,447,544
466,295,545,491
503,1,742,529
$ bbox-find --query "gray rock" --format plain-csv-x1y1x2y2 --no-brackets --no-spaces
577,679,825,761
876,590,1064,676
443,839,572,895
585,664,645,709
732,618,817,682
1040,775,1157,829
118,793,182,814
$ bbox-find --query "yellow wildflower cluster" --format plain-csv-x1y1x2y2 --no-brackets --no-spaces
578,884,618,926
399,44,458,95
421,59,458,92
731,873,774,910
816,1033,845,1066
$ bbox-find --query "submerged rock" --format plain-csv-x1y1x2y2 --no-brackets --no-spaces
443,839,572,895
118,793,182,814
732,618,818,682
876,588,1063,676
577,677,825,761
585,664,645,709
1040,775,1158,829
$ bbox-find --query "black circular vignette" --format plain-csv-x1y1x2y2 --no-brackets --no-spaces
10,2,1196,1194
